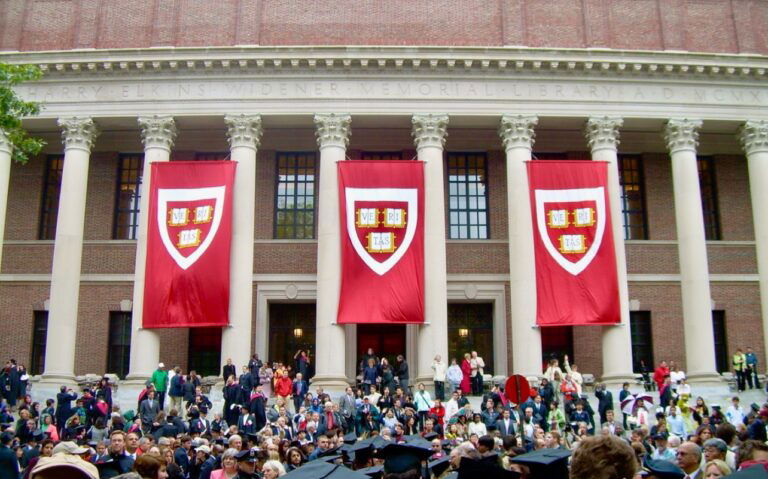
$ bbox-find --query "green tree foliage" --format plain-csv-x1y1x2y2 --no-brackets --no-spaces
0,63,45,164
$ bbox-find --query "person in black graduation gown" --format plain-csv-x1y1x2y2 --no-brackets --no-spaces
223,359,237,383
248,385,267,433
54,386,78,435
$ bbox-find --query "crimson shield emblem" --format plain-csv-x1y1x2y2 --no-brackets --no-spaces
345,187,418,276
534,187,606,276
157,186,226,270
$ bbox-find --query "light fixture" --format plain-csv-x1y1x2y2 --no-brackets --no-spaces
458,328,469,338
293,328,303,338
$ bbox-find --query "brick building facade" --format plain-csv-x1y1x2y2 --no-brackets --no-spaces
1,1,767,398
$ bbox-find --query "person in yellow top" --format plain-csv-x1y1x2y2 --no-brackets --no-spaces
733,348,747,392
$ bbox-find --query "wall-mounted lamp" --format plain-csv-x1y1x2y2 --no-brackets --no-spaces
293,328,303,338
458,328,469,338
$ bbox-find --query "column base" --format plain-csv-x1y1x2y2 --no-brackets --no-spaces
32,374,79,404
600,372,638,391
686,372,729,395
310,375,352,397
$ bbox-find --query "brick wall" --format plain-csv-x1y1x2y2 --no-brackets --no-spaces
1,127,763,380
2,0,766,54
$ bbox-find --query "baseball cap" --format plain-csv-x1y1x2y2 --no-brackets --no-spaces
52,441,89,455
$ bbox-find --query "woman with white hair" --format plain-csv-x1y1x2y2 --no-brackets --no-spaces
210,448,239,479
261,460,286,478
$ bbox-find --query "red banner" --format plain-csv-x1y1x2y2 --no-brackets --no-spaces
337,161,424,324
143,161,236,328
527,161,620,326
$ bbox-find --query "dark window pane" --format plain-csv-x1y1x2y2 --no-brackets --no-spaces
360,152,403,162
39,156,64,240
30,311,48,375
618,155,648,240
697,157,721,240
447,303,494,374
447,153,489,239
113,154,144,240
274,152,317,239
193,152,229,162
630,312,654,373
712,311,728,374
188,328,222,377
107,312,132,378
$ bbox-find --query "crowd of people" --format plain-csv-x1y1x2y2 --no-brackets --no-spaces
0,350,767,478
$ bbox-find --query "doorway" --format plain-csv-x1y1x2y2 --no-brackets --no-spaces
356,324,406,372
540,326,574,371
268,303,316,378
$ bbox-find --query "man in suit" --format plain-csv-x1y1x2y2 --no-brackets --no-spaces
237,405,257,436
222,358,237,382
190,409,211,437
495,408,516,436
174,436,192,477
55,386,78,435
338,386,357,432
318,401,343,435
595,383,614,425
96,430,135,479
530,395,549,431
0,431,18,479
247,354,262,375
238,366,253,404
292,373,308,413
139,390,161,433
601,409,625,437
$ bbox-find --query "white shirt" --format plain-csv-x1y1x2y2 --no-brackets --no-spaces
444,399,459,420
670,370,686,389
468,421,487,436
431,361,447,382
726,405,745,425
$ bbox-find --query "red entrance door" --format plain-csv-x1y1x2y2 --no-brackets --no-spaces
357,324,406,369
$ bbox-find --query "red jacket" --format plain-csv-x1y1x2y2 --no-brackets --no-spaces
275,377,293,397
429,405,446,426
653,366,669,390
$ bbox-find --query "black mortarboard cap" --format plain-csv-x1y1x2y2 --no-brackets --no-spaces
211,422,221,432
282,460,368,479
318,446,342,458
358,464,384,479
405,437,433,450
32,430,44,441
423,431,439,441
720,464,768,479
639,458,685,479
369,436,391,450
246,433,259,444
376,442,433,474
509,448,570,479
343,432,358,444
428,456,451,477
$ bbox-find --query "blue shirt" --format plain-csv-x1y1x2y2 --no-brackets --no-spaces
667,414,685,437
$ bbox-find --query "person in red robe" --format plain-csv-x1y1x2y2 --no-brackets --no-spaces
653,360,669,391
460,353,472,395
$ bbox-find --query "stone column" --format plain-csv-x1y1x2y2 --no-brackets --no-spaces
221,114,262,373
0,130,11,271
739,120,768,368
499,115,542,379
664,119,721,386
41,117,99,385
312,113,351,392
126,116,177,383
585,116,636,386
412,114,449,384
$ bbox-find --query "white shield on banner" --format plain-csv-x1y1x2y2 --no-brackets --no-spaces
345,187,418,276
534,187,606,276
157,186,226,270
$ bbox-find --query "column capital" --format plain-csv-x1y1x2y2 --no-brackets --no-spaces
0,129,10,155
739,120,768,156
664,118,703,154
225,114,263,150
138,115,177,151
58,117,99,153
585,116,623,153
314,113,351,149
499,114,538,151
412,113,449,150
